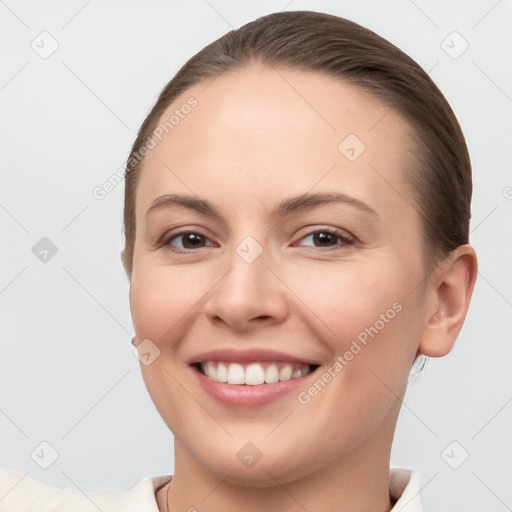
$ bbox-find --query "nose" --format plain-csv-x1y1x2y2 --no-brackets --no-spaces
202,242,289,332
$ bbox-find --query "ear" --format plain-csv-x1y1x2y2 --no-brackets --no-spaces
418,244,478,357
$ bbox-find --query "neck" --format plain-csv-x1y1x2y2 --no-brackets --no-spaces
159,426,396,512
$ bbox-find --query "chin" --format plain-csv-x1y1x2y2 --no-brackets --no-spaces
208,460,301,488
191,439,320,488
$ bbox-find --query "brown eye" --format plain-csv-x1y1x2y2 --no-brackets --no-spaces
297,229,354,249
163,231,213,251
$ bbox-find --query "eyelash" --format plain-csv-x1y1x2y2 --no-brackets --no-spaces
159,228,355,254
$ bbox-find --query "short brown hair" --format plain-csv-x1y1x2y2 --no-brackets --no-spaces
122,10,471,278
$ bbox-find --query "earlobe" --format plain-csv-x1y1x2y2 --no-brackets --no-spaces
418,245,478,357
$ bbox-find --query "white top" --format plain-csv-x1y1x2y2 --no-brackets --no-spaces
0,468,422,511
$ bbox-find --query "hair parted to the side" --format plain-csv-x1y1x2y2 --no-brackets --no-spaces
121,10,471,278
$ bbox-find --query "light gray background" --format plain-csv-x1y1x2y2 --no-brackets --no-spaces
0,1,511,510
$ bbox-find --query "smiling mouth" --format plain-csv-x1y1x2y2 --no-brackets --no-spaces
194,361,320,385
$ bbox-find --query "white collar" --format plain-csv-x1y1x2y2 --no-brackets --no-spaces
389,468,423,511
0,468,422,511
148,469,423,511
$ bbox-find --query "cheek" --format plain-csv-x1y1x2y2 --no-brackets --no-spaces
129,263,204,433
289,261,420,418
130,262,201,343
290,261,408,350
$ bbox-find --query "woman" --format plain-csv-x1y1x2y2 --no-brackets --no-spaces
0,10,477,511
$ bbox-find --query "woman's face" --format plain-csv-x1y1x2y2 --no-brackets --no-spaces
130,66,435,485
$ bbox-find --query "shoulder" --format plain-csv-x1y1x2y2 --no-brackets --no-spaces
0,468,171,512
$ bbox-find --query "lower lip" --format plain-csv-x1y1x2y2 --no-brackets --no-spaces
193,366,314,407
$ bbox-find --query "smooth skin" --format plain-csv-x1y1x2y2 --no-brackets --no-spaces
128,65,477,512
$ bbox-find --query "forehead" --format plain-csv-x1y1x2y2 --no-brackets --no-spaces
137,65,417,222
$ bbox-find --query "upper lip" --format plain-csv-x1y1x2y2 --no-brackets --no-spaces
188,348,321,366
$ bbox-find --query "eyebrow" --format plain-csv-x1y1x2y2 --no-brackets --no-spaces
146,192,378,220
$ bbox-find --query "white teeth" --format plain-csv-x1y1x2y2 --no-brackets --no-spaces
201,362,313,385
300,366,310,376
227,363,245,384
279,364,293,381
245,364,265,385
292,368,302,379
216,362,228,383
264,364,279,384
204,362,215,379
